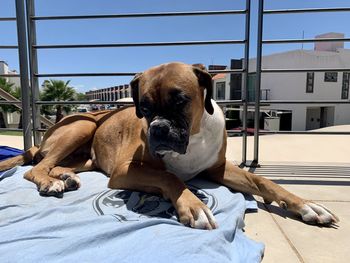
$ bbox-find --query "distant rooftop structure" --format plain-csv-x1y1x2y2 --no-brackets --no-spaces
212,73,226,80
0,60,8,66
208,65,227,71
314,32,345,52
0,60,20,87
208,64,227,77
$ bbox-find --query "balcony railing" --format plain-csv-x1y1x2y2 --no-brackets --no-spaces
1,0,350,166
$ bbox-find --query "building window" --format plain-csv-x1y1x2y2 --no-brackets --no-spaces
306,72,314,93
216,82,226,100
324,72,338,82
342,72,350,99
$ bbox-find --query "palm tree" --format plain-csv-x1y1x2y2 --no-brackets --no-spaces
41,79,76,123
0,77,21,128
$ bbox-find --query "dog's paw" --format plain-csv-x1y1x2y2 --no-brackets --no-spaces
178,203,217,230
39,179,65,198
176,190,217,230
300,202,339,225
60,173,81,191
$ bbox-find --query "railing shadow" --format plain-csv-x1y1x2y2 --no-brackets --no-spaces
248,163,350,186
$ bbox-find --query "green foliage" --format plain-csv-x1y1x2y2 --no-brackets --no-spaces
40,79,77,123
0,77,21,113
41,79,76,101
76,92,88,101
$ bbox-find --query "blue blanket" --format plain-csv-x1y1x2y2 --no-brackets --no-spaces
0,166,264,263
0,146,23,161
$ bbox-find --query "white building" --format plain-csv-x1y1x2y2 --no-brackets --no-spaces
0,61,20,87
213,33,350,131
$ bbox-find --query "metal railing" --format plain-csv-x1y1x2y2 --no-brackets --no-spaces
23,0,252,164
0,0,32,149
1,0,350,166
251,0,350,165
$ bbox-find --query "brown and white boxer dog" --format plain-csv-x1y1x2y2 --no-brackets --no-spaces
0,62,338,229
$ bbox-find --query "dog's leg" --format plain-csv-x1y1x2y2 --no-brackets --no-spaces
0,146,40,172
205,161,339,225
48,159,95,191
24,120,97,197
108,162,217,230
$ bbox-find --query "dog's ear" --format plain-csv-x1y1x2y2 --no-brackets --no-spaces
192,64,214,115
130,73,143,118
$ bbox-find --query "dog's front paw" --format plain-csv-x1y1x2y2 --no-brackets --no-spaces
300,202,339,225
176,189,217,230
60,173,81,191
38,179,65,198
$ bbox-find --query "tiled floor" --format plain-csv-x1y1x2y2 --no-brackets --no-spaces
1,130,349,263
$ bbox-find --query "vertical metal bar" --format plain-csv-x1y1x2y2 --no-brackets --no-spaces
26,0,41,145
242,0,251,165
15,0,32,150
253,0,264,165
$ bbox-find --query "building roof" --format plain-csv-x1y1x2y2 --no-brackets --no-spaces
248,48,350,72
212,73,226,80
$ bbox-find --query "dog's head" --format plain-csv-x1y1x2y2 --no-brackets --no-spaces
130,62,213,158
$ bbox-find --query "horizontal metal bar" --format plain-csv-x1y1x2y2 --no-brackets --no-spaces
259,130,350,135
227,130,350,135
0,74,20,77
0,45,18,49
261,100,350,104
216,100,270,106
0,128,23,132
34,99,350,106
35,100,265,106
263,37,350,44
33,40,246,49
35,72,137,77
35,69,245,78
0,100,22,105
262,68,350,73
209,69,245,74
36,128,48,132
19,128,350,135
217,100,243,105
35,100,135,105
0,17,16,21
34,101,271,108
227,130,244,135
264,7,350,14
32,10,247,21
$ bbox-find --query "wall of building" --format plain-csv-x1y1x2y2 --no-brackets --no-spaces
86,84,131,102
0,61,21,87
248,48,350,130
213,74,230,100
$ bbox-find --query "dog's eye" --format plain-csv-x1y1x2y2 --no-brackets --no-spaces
176,97,189,108
176,100,185,106
140,106,151,116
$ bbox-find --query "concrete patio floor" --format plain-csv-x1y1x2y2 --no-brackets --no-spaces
1,126,349,263
227,126,350,263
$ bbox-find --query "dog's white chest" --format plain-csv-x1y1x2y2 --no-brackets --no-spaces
162,101,225,181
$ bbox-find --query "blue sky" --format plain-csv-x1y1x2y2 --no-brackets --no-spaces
1,0,350,92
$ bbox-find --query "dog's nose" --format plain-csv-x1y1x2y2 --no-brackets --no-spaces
150,121,170,138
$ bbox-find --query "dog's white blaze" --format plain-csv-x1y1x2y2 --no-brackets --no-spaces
162,100,225,181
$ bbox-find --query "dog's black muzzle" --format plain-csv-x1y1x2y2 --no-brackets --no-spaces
148,117,189,158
